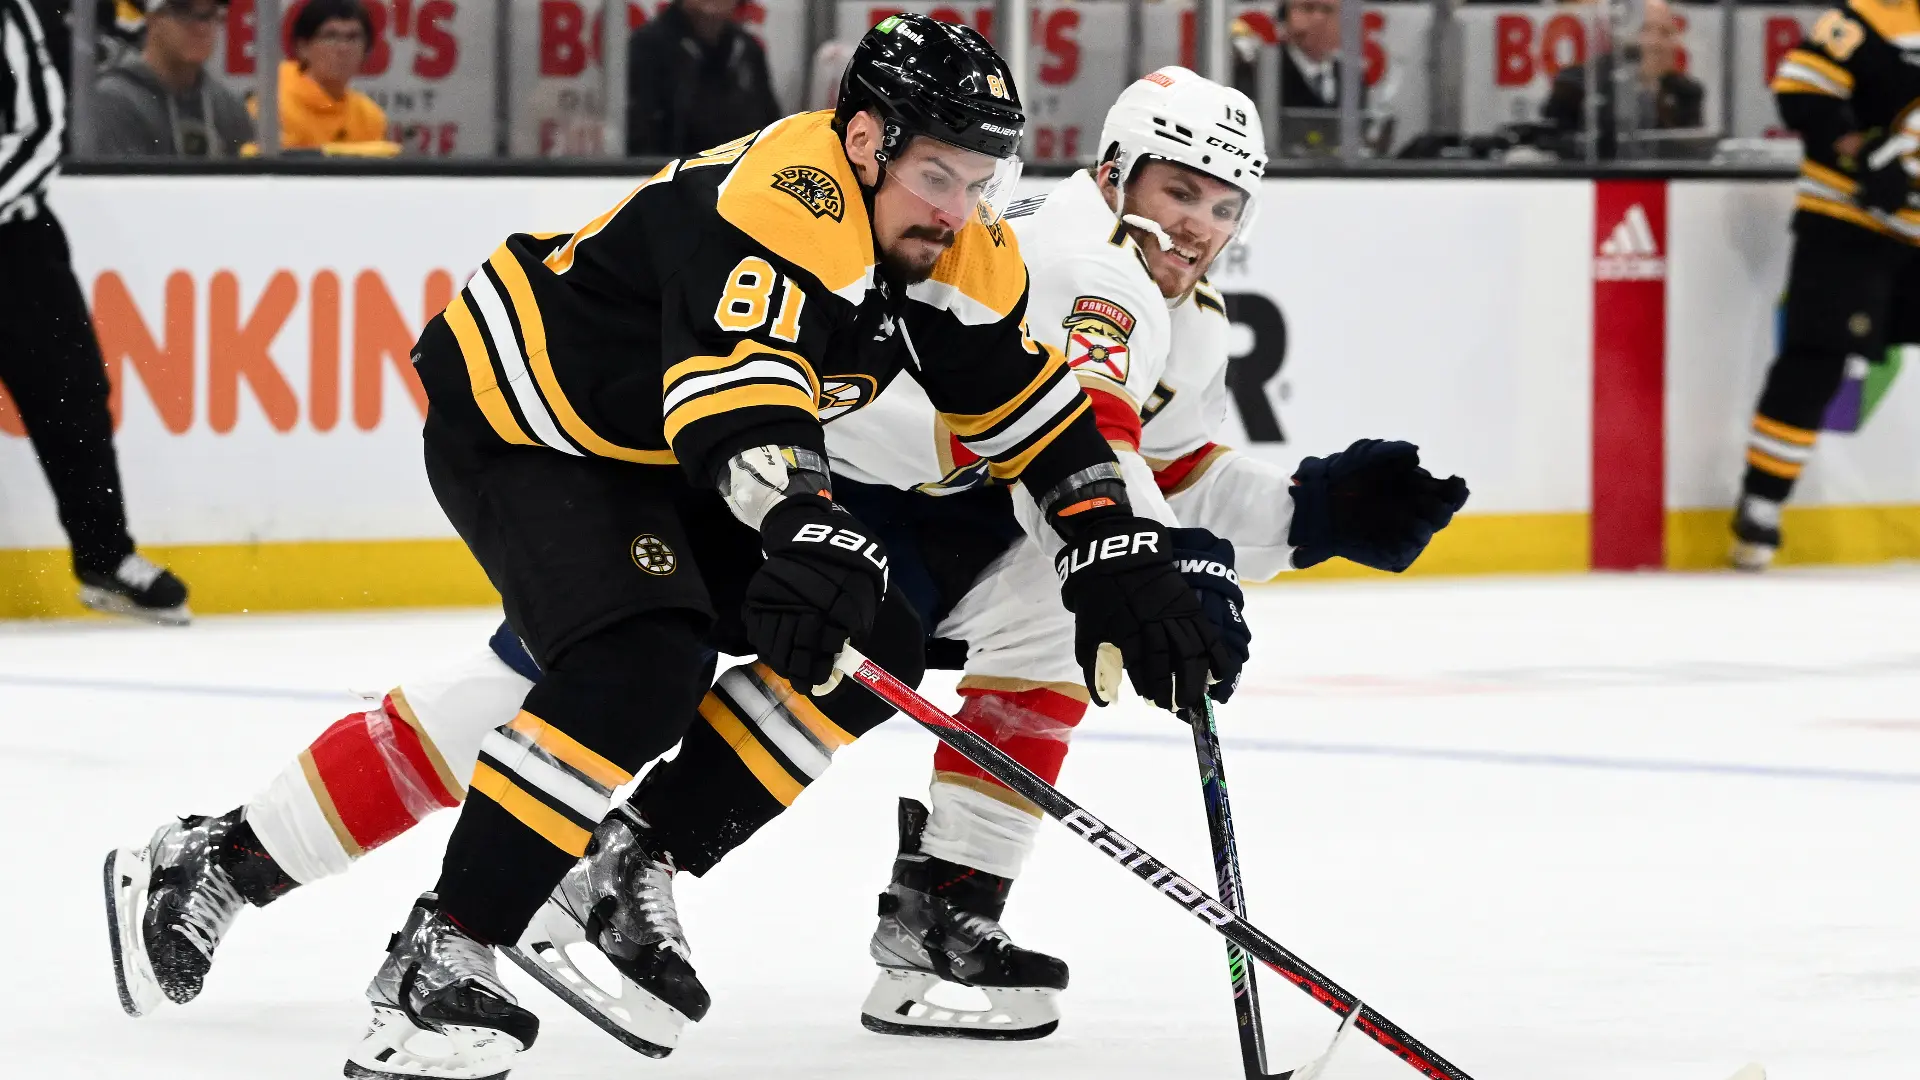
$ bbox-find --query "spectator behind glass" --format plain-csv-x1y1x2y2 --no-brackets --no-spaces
1541,0,1704,150
1230,0,1369,110
83,0,253,156
269,0,396,153
626,0,781,157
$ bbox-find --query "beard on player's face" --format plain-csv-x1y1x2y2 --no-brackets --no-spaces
879,223,957,283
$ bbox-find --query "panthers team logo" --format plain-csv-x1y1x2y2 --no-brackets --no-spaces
1062,295,1137,384
631,534,677,576
771,165,845,222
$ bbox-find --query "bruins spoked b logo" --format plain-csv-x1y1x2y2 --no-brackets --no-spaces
771,165,845,221
631,534,677,576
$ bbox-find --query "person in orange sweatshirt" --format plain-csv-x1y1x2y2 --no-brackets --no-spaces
273,0,394,152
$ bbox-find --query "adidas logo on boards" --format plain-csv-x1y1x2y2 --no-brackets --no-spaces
1595,203,1666,282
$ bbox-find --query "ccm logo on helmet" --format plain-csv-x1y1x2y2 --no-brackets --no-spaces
1205,136,1254,160
1054,531,1162,581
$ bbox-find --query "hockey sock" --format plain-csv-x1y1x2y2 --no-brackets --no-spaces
922,687,1086,878
217,815,300,907
244,649,531,885
1742,412,1817,503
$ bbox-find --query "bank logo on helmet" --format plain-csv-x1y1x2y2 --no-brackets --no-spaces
772,165,845,222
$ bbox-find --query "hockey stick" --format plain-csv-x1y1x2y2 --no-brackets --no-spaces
1187,697,1359,1080
833,645,1476,1080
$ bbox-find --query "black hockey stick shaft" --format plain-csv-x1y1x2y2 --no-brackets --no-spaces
834,647,1475,1080
1186,699,1272,1078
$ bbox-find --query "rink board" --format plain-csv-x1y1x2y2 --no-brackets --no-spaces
0,174,1912,616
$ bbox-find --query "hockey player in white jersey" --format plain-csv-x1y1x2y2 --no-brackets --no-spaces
101,66,1463,1062
830,66,1467,1039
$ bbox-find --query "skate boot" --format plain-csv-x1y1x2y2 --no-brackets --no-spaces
1731,495,1783,572
103,808,296,1016
77,552,190,625
346,895,538,1080
505,805,708,1058
861,798,1068,1040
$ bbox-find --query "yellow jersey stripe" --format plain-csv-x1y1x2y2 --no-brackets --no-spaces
1772,76,1843,97
1752,415,1818,447
487,248,679,465
750,663,857,749
987,397,1092,480
663,339,818,396
1795,192,1900,238
506,710,634,791
471,761,593,856
1781,49,1855,91
1745,447,1805,479
663,383,820,448
445,295,537,447
698,693,805,806
941,352,1069,438
1803,161,1857,194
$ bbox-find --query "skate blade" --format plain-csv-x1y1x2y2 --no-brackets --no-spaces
343,1005,523,1080
504,904,687,1059
103,847,165,1018
859,967,1060,1041
1729,541,1776,572
77,586,191,626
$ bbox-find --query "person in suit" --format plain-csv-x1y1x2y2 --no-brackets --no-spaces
1231,0,1367,111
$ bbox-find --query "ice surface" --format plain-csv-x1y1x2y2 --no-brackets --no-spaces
8,568,1918,1079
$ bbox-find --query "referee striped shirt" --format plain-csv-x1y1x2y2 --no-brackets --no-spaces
0,0,65,225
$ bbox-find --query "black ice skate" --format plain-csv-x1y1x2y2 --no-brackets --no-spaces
860,797,1068,1040
77,552,190,625
346,894,538,1080
103,808,295,1016
504,805,709,1058
1731,495,1782,572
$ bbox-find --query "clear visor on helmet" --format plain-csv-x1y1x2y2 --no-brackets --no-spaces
886,137,1025,226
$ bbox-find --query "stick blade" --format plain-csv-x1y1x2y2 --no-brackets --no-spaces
1272,1001,1362,1080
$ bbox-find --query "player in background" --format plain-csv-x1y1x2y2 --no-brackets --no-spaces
1734,0,1918,569
109,19,1239,1079
101,66,1461,1061
829,67,1467,1038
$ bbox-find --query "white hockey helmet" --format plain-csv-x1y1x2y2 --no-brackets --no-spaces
1097,67,1267,240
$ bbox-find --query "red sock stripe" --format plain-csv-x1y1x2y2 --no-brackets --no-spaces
933,688,1086,788
306,699,459,852
1152,442,1221,493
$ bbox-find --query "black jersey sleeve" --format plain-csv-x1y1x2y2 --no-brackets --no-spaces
660,227,836,485
905,223,1116,502
1771,5,1869,153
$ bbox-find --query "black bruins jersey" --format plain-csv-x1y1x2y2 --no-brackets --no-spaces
1772,0,1920,243
415,110,1107,498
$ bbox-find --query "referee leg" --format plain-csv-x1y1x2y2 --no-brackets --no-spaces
0,213,137,575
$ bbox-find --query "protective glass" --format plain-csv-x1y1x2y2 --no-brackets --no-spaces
887,139,1025,225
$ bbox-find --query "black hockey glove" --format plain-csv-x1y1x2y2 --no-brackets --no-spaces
1854,133,1916,214
1171,528,1248,704
743,495,889,692
1289,439,1470,573
1055,516,1233,712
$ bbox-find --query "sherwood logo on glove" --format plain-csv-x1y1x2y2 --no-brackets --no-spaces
792,522,889,576
1176,558,1238,584
1054,531,1161,581
1061,808,1235,929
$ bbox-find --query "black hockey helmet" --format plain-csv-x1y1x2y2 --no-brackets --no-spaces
834,14,1026,166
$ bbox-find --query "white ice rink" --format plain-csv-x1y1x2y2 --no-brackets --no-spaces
9,569,1919,1079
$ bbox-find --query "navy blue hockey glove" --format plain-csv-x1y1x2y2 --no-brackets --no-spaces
1171,528,1248,704
744,495,889,692
1055,516,1231,712
1289,439,1469,573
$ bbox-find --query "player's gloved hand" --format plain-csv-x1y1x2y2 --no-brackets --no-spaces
1171,528,1248,704
1289,439,1469,573
1855,132,1917,214
743,494,889,693
1055,515,1234,711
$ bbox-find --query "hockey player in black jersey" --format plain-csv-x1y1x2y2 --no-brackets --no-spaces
1734,0,1920,569
331,16,1235,1078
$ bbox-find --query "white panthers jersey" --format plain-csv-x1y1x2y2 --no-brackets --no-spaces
826,168,1298,579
